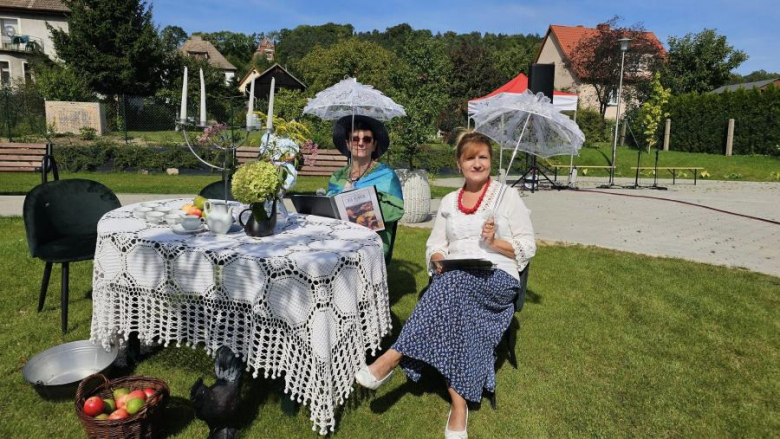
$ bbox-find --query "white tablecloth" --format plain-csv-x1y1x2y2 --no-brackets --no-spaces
90,199,391,434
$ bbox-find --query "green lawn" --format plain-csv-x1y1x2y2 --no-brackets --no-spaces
0,172,456,199
0,173,332,196
547,144,780,181
0,219,777,437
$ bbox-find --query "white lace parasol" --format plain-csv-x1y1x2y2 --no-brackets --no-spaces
302,77,406,121
472,90,585,160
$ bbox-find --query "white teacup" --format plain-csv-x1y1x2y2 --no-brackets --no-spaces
154,206,172,215
133,207,153,219
180,215,203,231
141,202,159,208
146,211,165,224
164,213,182,226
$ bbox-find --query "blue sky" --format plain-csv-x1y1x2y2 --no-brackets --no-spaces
151,0,779,74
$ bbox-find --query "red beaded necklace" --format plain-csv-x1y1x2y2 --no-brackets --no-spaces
457,179,490,215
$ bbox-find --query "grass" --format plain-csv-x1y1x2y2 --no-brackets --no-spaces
0,173,331,196
0,219,777,437
546,144,780,182
0,172,456,199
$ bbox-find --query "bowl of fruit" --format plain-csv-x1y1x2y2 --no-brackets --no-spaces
23,340,118,400
76,374,169,439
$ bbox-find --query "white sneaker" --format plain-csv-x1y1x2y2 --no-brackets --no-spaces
444,406,468,439
354,365,394,390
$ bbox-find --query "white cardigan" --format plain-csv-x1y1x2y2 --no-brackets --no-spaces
426,182,536,281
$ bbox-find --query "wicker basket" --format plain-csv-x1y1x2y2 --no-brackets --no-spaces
75,374,170,439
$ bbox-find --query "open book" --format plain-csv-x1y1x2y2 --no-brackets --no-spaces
435,258,496,272
291,185,385,232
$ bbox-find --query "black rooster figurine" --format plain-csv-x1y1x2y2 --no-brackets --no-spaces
190,346,245,439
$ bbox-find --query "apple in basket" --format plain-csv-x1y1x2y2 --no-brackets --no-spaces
143,388,155,399
83,396,104,417
108,409,129,420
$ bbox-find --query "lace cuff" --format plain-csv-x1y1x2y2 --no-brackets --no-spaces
425,247,448,276
510,238,534,271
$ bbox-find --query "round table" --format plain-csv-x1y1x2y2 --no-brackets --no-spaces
90,199,392,434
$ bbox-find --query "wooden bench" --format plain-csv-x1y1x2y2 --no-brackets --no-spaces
631,167,704,185
551,165,615,181
0,142,51,172
234,147,347,177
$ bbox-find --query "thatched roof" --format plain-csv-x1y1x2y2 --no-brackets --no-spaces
179,35,237,71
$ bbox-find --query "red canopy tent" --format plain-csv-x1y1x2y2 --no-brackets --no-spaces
467,73,578,114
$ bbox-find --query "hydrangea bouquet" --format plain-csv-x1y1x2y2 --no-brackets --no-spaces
232,160,284,222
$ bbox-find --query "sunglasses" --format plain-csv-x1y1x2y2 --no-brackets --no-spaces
351,135,374,144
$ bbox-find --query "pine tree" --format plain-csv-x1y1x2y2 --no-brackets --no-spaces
49,0,166,97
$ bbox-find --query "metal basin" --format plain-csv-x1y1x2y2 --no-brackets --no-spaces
23,340,118,399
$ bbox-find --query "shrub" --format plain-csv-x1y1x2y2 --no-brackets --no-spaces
662,86,780,156
79,126,97,140
575,109,615,146
54,144,112,172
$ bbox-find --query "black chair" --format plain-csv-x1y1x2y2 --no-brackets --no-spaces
199,180,236,201
384,221,399,263
419,262,531,409
23,179,121,333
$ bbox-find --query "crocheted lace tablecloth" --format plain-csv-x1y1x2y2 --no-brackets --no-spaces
90,199,391,434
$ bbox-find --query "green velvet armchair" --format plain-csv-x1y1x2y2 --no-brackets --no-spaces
23,179,121,333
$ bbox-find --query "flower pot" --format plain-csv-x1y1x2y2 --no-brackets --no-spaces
239,199,277,237
396,168,431,224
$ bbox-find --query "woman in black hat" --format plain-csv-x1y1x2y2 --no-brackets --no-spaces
326,115,404,258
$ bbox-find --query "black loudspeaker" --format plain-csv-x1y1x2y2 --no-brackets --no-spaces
528,63,555,102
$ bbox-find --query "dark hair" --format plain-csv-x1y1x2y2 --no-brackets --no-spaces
455,131,493,160
348,121,378,159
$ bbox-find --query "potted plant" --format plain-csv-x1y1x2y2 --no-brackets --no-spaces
232,160,285,237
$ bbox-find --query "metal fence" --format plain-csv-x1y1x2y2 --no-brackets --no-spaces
0,88,251,145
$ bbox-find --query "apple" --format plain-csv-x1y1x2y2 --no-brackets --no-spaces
128,390,147,401
126,397,145,415
180,203,193,212
95,413,109,420
113,388,130,401
108,409,129,420
83,396,104,417
187,207,202,217
103,398,116,413
116,394,131,410
143,388,155,399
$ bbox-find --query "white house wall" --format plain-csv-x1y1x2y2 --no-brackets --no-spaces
0,10,68,85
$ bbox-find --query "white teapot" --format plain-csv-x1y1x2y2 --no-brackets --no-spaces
204,200,234,235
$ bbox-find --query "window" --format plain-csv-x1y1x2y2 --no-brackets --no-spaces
23,62,32,83
0,60,10,86
607,88,619,106
1,18,19,49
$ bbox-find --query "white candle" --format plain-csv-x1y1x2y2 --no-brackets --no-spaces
180,66,188,122
199,68,206,126
266,76,275,131
247,75,256,128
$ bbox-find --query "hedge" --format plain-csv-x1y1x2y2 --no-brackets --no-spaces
54,142,213,172
662,86,780,156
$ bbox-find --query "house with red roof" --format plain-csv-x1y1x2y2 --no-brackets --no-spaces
535,23,665,120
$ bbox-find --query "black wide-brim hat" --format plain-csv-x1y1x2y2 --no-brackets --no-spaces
332,115,390,159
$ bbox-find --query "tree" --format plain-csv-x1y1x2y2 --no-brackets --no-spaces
276,23,354,74
49,0,166,97
728,69,780,85
568,17,665,119
296,38,400,94
639,71,670,151
389,35,452,168
160,25,187,53
662,29,748,94
28,59,94,102
199,31,261,78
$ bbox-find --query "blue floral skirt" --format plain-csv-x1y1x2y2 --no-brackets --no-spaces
391,269,519,402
